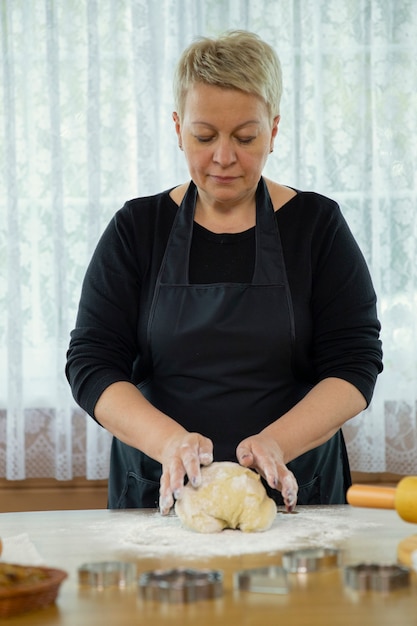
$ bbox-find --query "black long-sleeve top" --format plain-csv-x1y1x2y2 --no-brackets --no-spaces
66,187,383,418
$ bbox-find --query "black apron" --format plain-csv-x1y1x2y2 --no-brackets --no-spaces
108,179,351,508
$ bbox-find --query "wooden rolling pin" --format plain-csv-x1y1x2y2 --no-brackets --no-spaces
347,476,417,523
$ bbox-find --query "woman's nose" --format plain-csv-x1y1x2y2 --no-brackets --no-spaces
213,139,237,166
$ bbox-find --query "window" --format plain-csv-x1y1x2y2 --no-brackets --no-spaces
1,0,416,479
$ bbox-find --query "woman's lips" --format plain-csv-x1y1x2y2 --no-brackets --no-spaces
210,175,239,184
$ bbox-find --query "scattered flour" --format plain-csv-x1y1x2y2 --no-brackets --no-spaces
85,507,381,558
0,533,45,565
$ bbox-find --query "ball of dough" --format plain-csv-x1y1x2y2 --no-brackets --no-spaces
175,461,277,533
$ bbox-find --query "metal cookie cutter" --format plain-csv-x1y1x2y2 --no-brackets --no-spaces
234,566,289,595
78,561,137,589
138,568,223,603
344,563,410,593
282,547,342,573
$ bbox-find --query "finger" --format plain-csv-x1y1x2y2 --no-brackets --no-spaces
180,441,203,487
198,439,213,466
255,457,298,512
180,435,213,486
160,453,188,512
198,434,213,467
159,471,175,515
281,472,298,512
236,443,254,467
199,451,213,466
262,463,280,490
159,492,174,515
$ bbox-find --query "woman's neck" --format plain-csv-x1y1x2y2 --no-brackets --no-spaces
194,196,256,234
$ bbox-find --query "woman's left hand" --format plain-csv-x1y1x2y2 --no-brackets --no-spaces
236,433,298,512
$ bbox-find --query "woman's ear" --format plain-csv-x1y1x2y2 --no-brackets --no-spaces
172,112,182,148
270,115,280,151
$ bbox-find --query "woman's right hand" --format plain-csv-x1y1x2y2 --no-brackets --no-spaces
158,432,213,515
236,432,298,512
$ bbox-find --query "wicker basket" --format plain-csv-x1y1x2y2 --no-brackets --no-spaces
0,564,68,618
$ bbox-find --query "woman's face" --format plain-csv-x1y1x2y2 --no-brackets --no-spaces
173,83,279,209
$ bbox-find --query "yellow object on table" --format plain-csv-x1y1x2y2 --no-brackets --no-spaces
397,534,417,567
347,476,417,523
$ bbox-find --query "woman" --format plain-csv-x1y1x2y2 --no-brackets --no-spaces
66,31,383,513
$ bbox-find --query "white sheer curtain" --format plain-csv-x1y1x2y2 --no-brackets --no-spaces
1,0,416,480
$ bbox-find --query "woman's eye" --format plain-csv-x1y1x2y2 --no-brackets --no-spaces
237,137,255,145
196,136,214,143
194,135,255,144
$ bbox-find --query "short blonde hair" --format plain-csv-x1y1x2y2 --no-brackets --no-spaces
173,30,282,119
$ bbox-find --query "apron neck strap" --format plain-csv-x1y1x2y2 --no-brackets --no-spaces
160,177,287,285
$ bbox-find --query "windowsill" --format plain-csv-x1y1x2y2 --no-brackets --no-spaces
350,471,403,487
0,478,108,513
0,473,402,514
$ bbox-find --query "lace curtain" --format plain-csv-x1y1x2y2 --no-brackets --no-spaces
1,0,416,480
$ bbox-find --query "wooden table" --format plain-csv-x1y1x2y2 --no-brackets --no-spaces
0,506,416,625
